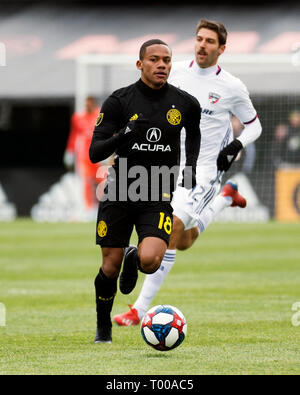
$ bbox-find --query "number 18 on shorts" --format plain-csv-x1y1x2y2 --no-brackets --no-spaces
96,201,173,247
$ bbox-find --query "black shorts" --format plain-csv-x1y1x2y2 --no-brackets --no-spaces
96,200,173,248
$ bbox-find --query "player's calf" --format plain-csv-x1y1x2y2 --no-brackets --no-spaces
168,215,185,249
94,267,118,343
176,227,199,251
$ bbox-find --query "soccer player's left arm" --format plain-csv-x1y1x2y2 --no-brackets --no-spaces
181,98,201,189
217,82,262,172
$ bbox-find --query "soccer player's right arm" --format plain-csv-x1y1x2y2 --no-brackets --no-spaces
217,79,262,172
89,95,123,163
230,80,262,147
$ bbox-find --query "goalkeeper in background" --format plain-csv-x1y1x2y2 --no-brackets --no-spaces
64,96,107,219
114,19,262,326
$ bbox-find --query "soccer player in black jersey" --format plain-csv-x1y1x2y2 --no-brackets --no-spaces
89,39,201,343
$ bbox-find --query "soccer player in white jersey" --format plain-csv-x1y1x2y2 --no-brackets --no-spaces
113,19,262,326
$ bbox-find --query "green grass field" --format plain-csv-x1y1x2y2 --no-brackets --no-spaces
0,219,300,375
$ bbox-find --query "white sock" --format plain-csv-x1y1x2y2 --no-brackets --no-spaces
133,249,176,319
197,194,232,234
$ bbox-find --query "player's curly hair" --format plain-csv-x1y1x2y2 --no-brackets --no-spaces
196,19,227,46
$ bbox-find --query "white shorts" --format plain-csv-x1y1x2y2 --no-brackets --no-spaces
171,169,221,230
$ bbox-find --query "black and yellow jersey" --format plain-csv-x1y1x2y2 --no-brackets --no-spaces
89,78,201,201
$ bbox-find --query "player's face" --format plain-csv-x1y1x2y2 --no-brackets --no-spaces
137,44,172,89
289,112,300,127
195,28,225,68
85,99,97,113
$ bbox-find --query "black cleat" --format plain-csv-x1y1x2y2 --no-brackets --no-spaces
94,326,112,344
119,246,138,295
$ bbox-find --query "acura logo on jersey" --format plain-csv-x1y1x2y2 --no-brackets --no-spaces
146,128,161,142
131,143,171,152
132,127,171,152
208,92,221,104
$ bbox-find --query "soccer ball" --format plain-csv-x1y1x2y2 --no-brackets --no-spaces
141,305,187,351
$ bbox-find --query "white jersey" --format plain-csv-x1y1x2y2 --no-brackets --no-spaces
169,60,257,181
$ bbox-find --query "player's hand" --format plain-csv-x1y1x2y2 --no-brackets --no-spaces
180,166,196,190
63,151,75,171
118,113,149,144
217,139,243,172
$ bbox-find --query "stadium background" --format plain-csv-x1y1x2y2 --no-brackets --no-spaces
0,0,300,222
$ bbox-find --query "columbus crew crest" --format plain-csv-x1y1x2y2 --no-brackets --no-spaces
97,220,107,237
166,108,182,125
208,92,221,104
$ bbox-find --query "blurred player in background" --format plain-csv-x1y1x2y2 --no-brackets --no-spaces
64,96,105,219
114,19,262,326
273,110,300,167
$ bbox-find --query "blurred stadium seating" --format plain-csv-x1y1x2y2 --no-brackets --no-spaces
0,1,300,221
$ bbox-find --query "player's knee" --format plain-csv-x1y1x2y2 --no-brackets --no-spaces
101,247,123,278
101,263,120,278
101,258,122,278
139,253,162,274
